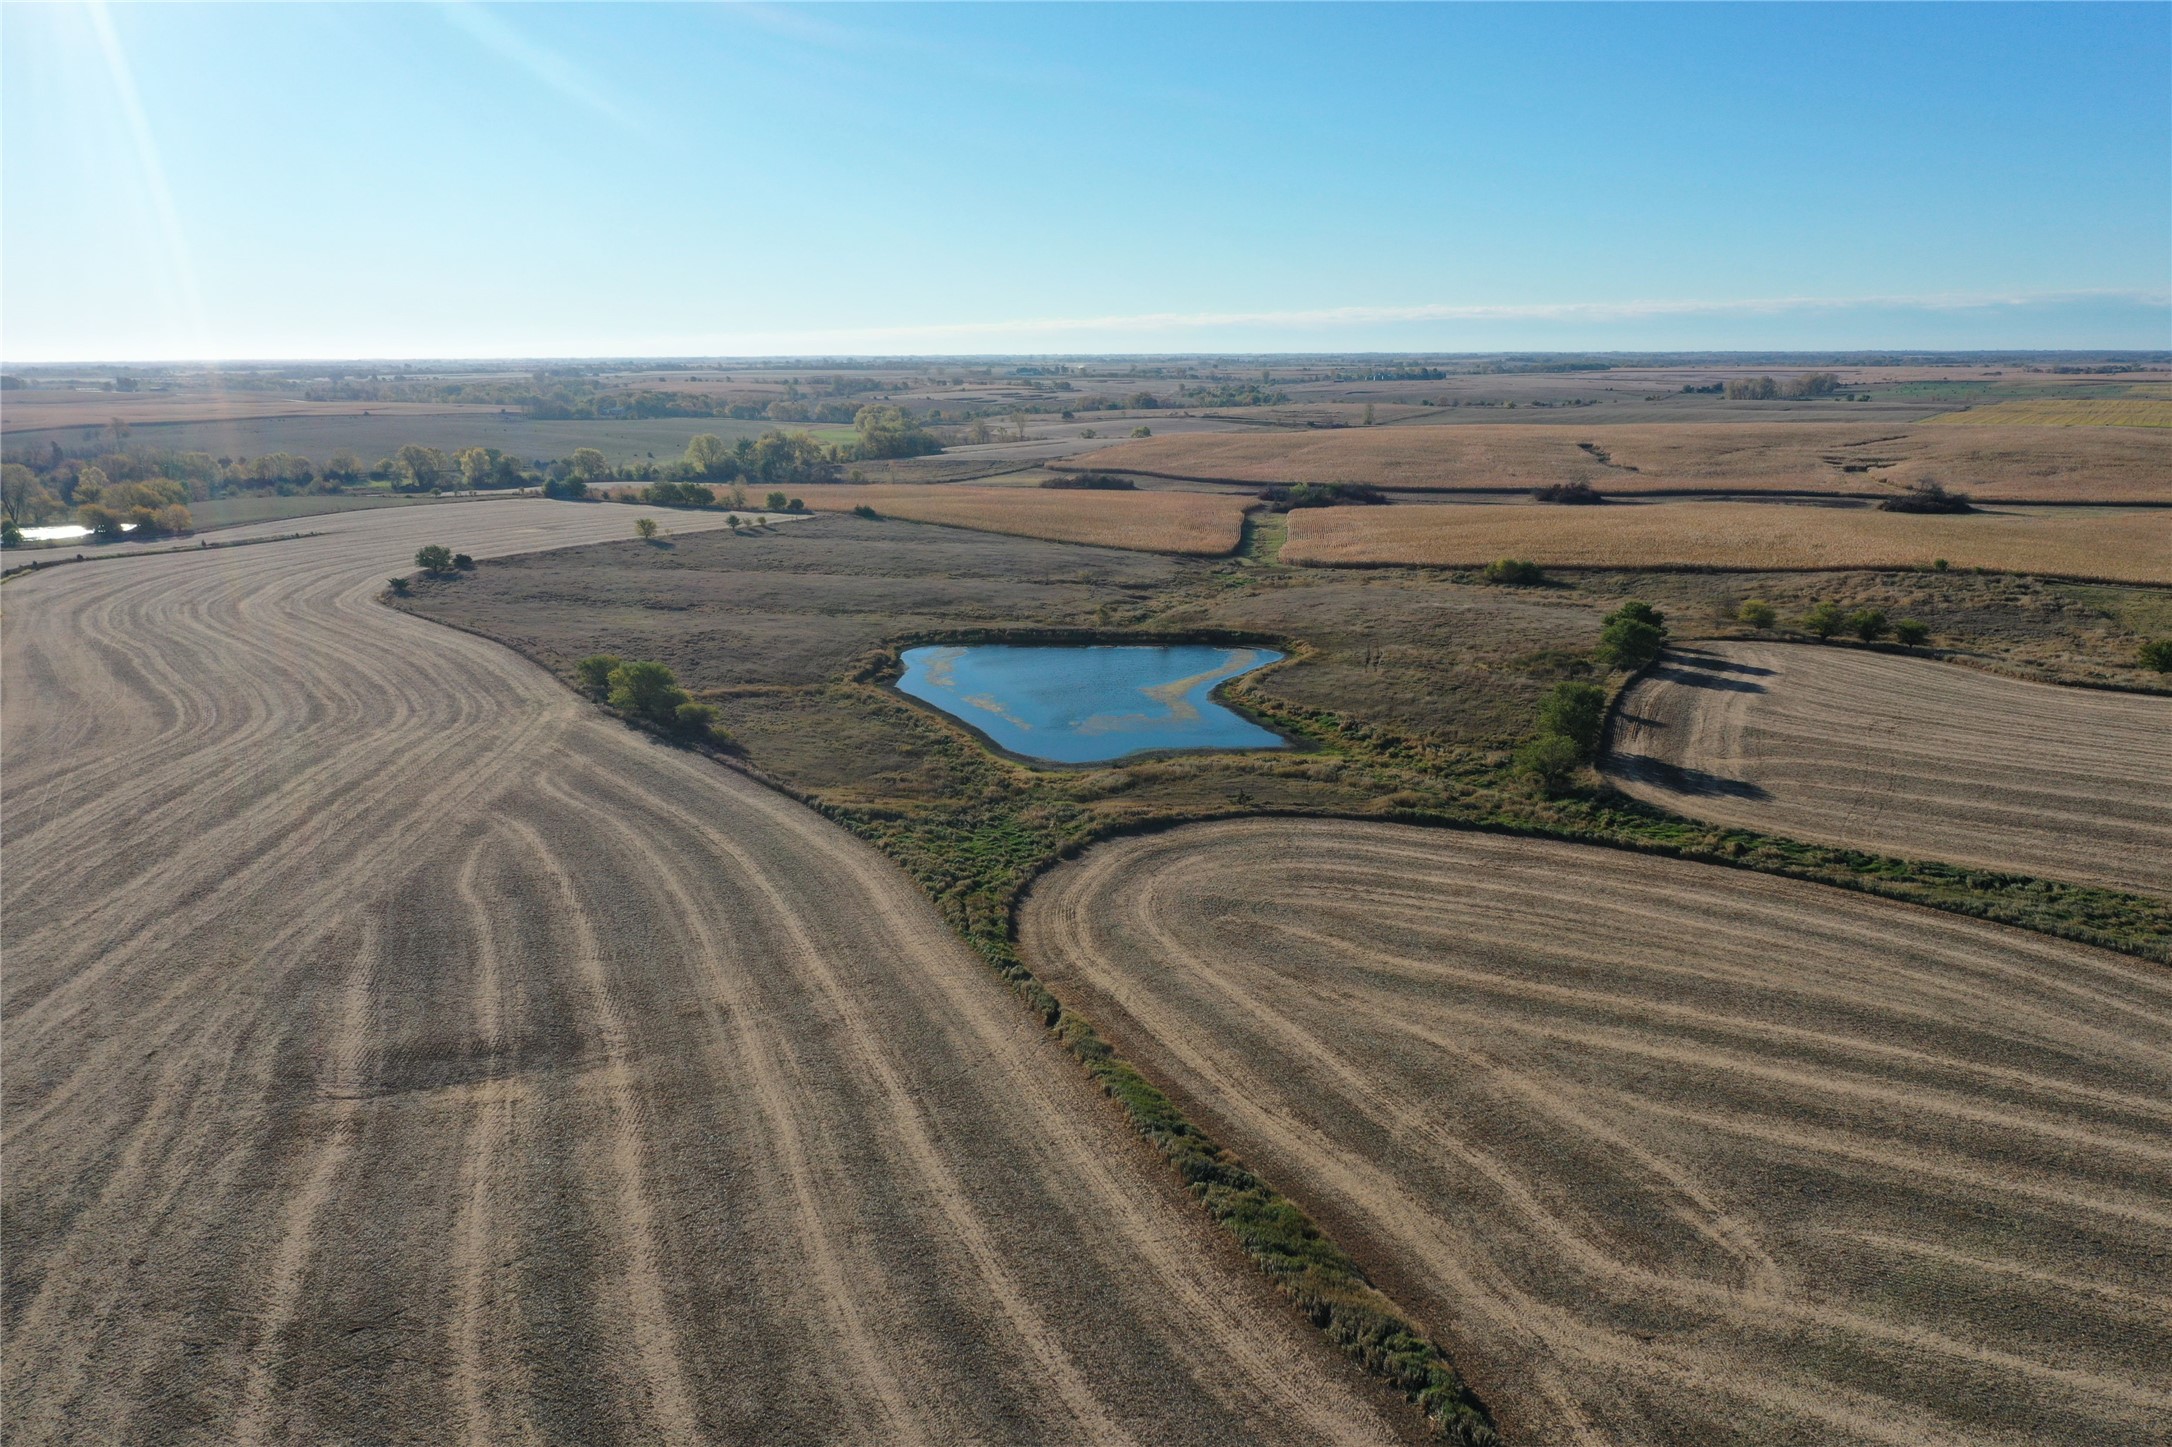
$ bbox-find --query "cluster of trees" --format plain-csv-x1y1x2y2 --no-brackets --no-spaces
1725,372,1842,400
1516,680,1607,793
1595,600,1669,670
573,655,724,743
1181,383,1289,407
1482,558,1548,585
1739,597,1928,646
1256,482,1388,512
2140,639,2172,673
1532,481,1606,505
1,460,194,540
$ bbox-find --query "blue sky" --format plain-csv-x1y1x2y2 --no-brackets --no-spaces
4,2,2167,361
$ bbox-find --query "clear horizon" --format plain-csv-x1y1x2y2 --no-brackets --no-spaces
5,2,2167,363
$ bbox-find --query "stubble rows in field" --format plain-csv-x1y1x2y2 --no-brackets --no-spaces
0,503,1410,1447
1607,641,2172,897
1277,500,2172,583
1022,819,2172,1447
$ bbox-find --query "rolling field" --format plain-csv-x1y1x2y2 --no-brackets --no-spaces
1022,819,2172,1447
0,504,1413,1446
1608,642,2172,897
0,389,501,434
1278,501,2172,582
1924,399,2172,427
1069,423,2172,503
797,483,1250,554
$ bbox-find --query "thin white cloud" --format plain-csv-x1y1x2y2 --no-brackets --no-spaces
670,289,2172,353
440,2,637,132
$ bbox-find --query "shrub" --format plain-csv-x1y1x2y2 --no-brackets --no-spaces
1801,601,1845,639
2140,638,2172,673
606,660,686,724
1880,480,1974,514
1737,599,1777,630
1894,619,1930,647
453,553,475,571
1131,425,1152,437
574,654,622,699
635,517,659,540
1594,601,1667,671
1535,680,1608,761
1515,732,1583,793
1481,558,1546,585
415,543,455,574
387,576,410,596
1041,473,1136,490
852,504,880,520
1846,608,1889,642
765,491,789,511
1531,481,1605,505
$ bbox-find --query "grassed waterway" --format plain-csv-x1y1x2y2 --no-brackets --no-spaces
896,643,1287,764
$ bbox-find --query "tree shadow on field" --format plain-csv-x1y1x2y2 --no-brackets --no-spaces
1610,754,1771,800
1649,651,1769,693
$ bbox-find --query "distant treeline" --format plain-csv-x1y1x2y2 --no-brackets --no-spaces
0,407,940,542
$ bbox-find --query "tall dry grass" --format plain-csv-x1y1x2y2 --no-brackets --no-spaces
798,484,1247,555
1071,423,2172,503
1281,501,2172,583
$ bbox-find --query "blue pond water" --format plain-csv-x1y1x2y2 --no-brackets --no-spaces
896,644,1287,764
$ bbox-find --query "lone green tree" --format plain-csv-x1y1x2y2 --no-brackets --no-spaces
635,517,659,541
1515,733,1582,794
1535,680,1608,761
1737,599,1777,630
2140,638,2172,673
415,543,455,574
1596,601,1667,670
569,448,610,482
1893,619,1930,647
1846,608,1890,642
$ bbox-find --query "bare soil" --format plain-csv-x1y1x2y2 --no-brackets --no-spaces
1022,819,2172,1447
1607,641,2172,897
0,503,1416,1447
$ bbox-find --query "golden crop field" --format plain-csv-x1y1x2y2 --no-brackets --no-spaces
1280,500,2172,582
0,389,500,434
797,483,1249,554
1071,422,2172,503
1921,398,2172,427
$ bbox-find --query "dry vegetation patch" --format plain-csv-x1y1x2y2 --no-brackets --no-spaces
1023,819,2172,1447
1609,641,2172,896
798,483,1249,554
1072,423,2172,503
1280,501,2172,582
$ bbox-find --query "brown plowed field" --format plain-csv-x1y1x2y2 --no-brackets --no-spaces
1608,642,2172,897
0,503,1411,1446
1277,501,2172,583
1022,819,2172,1447
1071,423,2172,503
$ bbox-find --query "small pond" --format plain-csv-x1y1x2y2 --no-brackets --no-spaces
896,644,1287,764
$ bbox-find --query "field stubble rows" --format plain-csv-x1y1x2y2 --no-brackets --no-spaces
1022,819,2172,1447
1608,642,2172,898
0,503,1412,1446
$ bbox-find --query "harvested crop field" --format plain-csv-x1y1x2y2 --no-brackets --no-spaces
1022,819,2172,1447
0,504,1414,1446
797,483,1249,554
1608,641,2172,897
1071,423,2172,503
1278,500,2172,582
1924,398,2172,428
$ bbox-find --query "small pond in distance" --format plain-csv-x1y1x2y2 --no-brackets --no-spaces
896,644,1287,764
